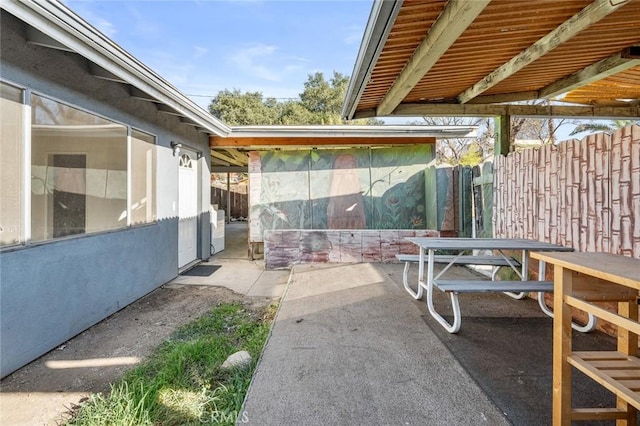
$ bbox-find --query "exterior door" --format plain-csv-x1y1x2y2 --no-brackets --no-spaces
178,150,198,268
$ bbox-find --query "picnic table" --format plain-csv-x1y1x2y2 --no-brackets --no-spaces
399,237,595,334
531,251,640,425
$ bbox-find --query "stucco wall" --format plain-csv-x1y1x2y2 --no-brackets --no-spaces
0,11,211,377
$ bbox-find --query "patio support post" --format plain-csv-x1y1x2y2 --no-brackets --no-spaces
226,172,231,224
495,115,510,156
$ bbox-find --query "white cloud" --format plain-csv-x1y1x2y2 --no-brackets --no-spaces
193,45,208,58
93,17,117,38
63,2,117,38
230,44,281,82
342,24,364,46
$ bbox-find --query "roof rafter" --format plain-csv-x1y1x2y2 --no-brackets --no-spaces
225,149,248,163
541,48,640,99
457,0,630,104
211,150,244,167
362,103,640,119
377,0,490,116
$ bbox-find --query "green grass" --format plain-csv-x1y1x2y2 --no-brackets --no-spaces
67,302,277,426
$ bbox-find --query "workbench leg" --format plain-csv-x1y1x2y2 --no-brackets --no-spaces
553,266,573,426
616,299,638,426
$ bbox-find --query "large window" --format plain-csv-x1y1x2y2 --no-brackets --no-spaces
0,86,159,247
28,93,157,243
31,94,128,241
130,129,157,225
0,83,24,247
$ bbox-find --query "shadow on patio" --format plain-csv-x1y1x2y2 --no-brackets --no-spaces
243,261,617,425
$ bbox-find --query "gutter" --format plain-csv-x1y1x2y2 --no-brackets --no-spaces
228,125,477,139
2,0,231,136
341,0,403,121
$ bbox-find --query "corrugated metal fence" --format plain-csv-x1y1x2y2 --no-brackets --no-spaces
493,125,639,258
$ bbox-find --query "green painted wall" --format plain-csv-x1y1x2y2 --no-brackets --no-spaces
254,145,433,235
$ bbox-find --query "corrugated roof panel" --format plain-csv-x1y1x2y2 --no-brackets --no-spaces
356,0,444,111
485,1,640,97
405,0,590,102
563,66,640,104
349,0,639,116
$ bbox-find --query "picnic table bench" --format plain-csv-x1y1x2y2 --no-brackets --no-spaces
401,238,596,334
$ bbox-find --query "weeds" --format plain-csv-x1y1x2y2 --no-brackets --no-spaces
67,302,277,425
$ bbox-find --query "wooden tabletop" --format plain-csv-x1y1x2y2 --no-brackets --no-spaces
531,251,640,289
406,237,574,252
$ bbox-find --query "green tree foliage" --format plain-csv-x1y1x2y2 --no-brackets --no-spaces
299,71,349,124
208,72,381,126
208,89,279,125
569,119,640,136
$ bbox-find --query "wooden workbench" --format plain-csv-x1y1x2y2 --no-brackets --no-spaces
531,251,640,426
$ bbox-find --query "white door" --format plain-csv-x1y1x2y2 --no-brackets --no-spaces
178,150,198,268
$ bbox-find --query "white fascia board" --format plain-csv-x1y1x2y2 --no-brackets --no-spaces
229,125,477,139
341,0,403,120
3,0,231,136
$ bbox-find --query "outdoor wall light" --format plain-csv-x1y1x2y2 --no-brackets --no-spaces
170,141,182,156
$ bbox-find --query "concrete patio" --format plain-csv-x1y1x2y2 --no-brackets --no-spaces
242,260,617,425
1,222,618,425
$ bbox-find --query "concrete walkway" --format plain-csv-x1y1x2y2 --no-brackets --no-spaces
242,263,510,425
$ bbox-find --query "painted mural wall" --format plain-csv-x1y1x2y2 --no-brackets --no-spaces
248,145,434,242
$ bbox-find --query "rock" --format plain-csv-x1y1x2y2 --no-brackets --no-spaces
221,350,252,370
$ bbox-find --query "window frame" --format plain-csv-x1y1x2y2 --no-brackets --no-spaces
0,80,160,251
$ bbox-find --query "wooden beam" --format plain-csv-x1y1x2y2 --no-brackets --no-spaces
26,26,73,52
179,117,200,126
211,165,247,173
466,91,539,105
128,86,157,102
210,136,436,148
387,103,640,119
226,149,248,163
540,51,640,99
457,0,630,104
88,62,127,83
376,0,490,116
211,150,244,167
155,103,182,116
495,115,511,156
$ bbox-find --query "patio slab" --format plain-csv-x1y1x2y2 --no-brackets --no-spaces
379,262,617,426
242,263,510,425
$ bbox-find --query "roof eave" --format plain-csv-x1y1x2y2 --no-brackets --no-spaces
3,0,231,136
341,0,403,121
227,125,477,139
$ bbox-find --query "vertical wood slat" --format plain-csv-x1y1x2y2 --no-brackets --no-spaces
549,145,559,244
579,135,589,252
571,139,581,251
558,141,568,247
586,136,596,253
526,148,532,239
611,128,622,255
632,126,640,258
620,126,633,257
537,146,546,241
594,133,605,253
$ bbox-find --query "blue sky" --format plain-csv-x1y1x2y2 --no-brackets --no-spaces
64,0,373,110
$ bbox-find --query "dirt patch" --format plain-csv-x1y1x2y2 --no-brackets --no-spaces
0,284,275,426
